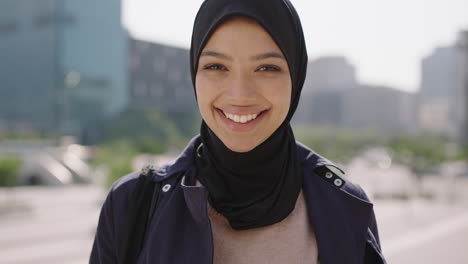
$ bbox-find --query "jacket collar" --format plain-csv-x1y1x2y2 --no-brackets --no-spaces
169,136,372,264
299,142,373,264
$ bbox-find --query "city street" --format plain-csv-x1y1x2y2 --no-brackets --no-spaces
0,186,103,264
2,1,467,264
0,184,467,264
375,199,468,263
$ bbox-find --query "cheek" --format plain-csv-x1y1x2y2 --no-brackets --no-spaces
276,91,291,119
195,76,215,118
263,78,292,117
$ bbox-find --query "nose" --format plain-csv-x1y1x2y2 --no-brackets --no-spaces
225,72,256,103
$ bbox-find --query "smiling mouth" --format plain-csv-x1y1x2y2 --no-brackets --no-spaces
218,109,266,124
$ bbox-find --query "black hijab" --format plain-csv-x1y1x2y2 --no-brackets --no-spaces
190,0,308,230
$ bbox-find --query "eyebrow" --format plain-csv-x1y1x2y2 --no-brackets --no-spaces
200,50,285,61
250,52,285,61
200,50,232,60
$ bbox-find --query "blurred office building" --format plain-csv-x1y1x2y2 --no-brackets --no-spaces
297,56,417,135
129,39,196,113
419,30,468,140
456,31,468,144
304,56,358,93
0,0,128,138
342,85,417,135
297,56,358,124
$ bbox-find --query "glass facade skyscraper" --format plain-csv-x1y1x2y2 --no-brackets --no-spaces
0,0,128,137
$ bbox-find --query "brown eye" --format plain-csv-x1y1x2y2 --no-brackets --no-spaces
257,65,281,72
203,64,226,71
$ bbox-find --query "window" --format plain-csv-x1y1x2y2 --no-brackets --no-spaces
134,81,148,97
34,14,76,28
0,21,19,35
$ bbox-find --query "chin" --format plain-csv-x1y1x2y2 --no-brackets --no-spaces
223,139,259,153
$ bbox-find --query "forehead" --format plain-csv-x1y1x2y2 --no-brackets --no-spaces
217,16,261,29
210,16,266,38
202,16,282,54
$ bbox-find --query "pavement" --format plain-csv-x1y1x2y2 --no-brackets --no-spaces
375,199,468,263
1,184,467,264
0,186,103,264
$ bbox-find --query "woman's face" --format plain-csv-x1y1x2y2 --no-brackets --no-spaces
195,17,292,152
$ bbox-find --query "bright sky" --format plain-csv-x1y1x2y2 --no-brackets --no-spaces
123,0,468,93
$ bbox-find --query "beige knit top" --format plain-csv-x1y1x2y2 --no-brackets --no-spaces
206,189,320,264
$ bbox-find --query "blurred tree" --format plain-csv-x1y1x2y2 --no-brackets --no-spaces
0,156,22,187
294,125,384,163
388,135,454,173
93,140,136,187
164,109,201,139
92,108,199,186
0,122,5,141
99,108,186,153
294,125,466,172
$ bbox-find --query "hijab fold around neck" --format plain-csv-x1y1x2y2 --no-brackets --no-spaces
190,0,308,230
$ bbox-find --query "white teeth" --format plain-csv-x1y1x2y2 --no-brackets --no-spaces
222,111,260,123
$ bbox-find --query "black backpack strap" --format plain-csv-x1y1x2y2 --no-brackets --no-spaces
141,177,162,247
121,165,182,263
120,167,158,264
146,181,160,231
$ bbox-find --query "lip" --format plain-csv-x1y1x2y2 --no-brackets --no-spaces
215,108,267,132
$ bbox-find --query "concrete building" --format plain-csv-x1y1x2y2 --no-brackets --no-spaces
128,38,200,137
296,56,416,134
295,83,417,135
418,46,459,136
129,38,197,113
0,0,128,137
418,31,468,141
455,31,468,145
295,90,346,126
296,56,358,124
343,85,417,135
304,56,358,93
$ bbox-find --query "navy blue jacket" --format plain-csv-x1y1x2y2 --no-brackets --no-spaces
90,136,386,263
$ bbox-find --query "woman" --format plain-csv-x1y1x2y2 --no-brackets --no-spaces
90,0,386,263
